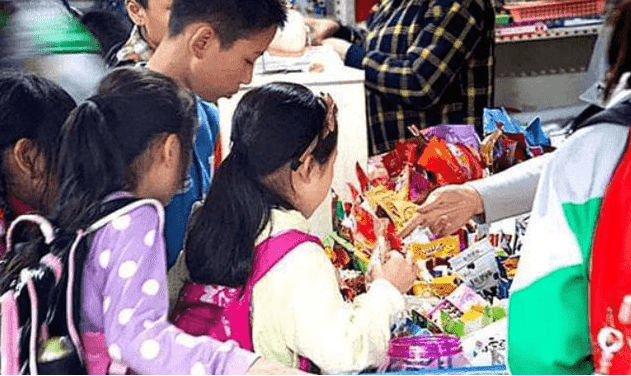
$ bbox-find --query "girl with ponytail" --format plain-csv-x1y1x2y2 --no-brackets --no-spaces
28,67,273,375
172,82,417,374
0,70,76,256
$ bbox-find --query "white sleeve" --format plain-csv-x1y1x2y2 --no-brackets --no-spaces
467,153,551,223
259,243,404,374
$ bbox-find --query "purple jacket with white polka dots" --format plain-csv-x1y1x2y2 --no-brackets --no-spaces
80,193,258,374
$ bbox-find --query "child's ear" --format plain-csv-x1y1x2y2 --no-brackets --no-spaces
12,138,43,180
189,24,221,59
293,154,317,185
161,134,182,168
126,0,147,27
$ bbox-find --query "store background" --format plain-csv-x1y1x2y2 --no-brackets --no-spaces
68,0,603,124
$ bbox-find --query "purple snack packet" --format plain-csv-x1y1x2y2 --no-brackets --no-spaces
422,124,482,151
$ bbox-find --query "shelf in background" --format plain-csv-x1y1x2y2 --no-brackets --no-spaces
495,24,601,43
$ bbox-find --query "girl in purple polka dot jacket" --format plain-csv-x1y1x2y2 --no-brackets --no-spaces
0,67,279,375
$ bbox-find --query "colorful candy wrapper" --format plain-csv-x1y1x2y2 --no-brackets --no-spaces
382,149,405,177
353,204,377,244
446,284,489,313
497,278,512,300
455,251,501,298
449,239,501,297
524,116,551,147
356,162,370,193
409,167,435,204
425,257,451,278
347,183,360,202
503,132,529,163
412,280,435,298
410,236,460,260
493,136,517,173
458,144,485,180
447,143,474,180
386,222,403,251
480,129,503,168
422,124,482,151
483,108,522,135
393,165,411,200
430,275,460,297
394,140,420,165
418,138,468,184
331,189,343,232
456,228,468,251
364,186,418,232
460,318,507,367
500,256,519,279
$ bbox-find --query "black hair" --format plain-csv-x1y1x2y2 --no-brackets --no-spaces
50,66,197,232
605,0,631,101
168,0,287,49
80,9,132,58
185,82,338,287
0,70,77,220
135,0,149,7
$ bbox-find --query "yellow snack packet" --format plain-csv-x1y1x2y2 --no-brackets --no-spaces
410,236,460,260
461,305,485,322
430,274,459,296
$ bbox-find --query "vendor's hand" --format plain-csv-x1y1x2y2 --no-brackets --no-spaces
321,37,352,61
304,17,340,45
369,251,416,293
399,184,484,239
246,357,308,374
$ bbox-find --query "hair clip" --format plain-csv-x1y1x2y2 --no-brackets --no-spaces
291,93,338,171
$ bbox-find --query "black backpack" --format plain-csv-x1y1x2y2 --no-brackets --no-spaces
0,197,162,375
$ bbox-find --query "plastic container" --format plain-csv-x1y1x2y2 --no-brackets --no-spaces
505,0,605,22
379,335,470,372
495,13,512,26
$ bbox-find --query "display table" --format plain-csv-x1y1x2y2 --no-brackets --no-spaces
217,65,367,237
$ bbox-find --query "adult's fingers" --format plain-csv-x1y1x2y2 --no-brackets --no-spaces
399,213,425,239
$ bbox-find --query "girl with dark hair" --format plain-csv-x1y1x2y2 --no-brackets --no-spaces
0,70,76,256
34,67,270,375
171,82,417,374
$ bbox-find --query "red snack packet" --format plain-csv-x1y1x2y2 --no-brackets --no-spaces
418,137,467,184
386,221,403,251
353,205,377,244
382,149,404,177
356,162,370,193
343,202,352,216
333,245,352,269
395,140,419,165
458,144,484,180
504,133,529,162
347,183,360,201
456,228,468,251
530,145,544,157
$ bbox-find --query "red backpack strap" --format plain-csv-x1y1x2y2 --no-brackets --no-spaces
247,230,321,288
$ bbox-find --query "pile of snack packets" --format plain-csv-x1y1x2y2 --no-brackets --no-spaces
321,109,553,372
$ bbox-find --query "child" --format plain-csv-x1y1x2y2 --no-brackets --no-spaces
148,0,287,269
30,67,268,375
111,0,171,67
0,70,76,256
507,1,631,373
172,82,417,374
